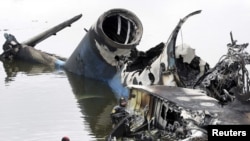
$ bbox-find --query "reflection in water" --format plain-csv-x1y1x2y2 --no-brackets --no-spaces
1,60,117,140
2,59,56,83
65,71,117,139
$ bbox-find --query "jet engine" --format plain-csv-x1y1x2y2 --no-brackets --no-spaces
64,9,143,81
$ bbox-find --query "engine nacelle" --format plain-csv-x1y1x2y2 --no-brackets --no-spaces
64,9,143,81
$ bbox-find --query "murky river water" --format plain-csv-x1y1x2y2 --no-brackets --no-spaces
0,6,120,139
0,59,117,141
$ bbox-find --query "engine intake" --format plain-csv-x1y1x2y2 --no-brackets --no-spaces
64,9,143,81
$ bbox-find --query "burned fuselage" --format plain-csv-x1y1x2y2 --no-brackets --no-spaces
1,8,250,141
106,9,250,141
107,85,250,141
121,10,210,89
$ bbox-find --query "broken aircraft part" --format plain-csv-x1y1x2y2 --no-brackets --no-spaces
108,85,250,140
0,14,82,67
63,8,143,97
64,8,143,81
193,32,250,103
1,33,65,68
121,10,208,88
22,14,82,47
118,9,250,104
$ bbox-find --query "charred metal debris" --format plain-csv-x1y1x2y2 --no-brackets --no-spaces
108,10,250,141
194,32,250,103
1,8,250,141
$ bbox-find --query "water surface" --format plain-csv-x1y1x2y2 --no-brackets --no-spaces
0,60,117,141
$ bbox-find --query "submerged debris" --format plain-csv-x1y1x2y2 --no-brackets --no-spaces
1,8,250,141
0,14,82,67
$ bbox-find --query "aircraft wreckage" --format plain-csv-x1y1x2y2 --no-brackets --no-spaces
1,9,250,141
